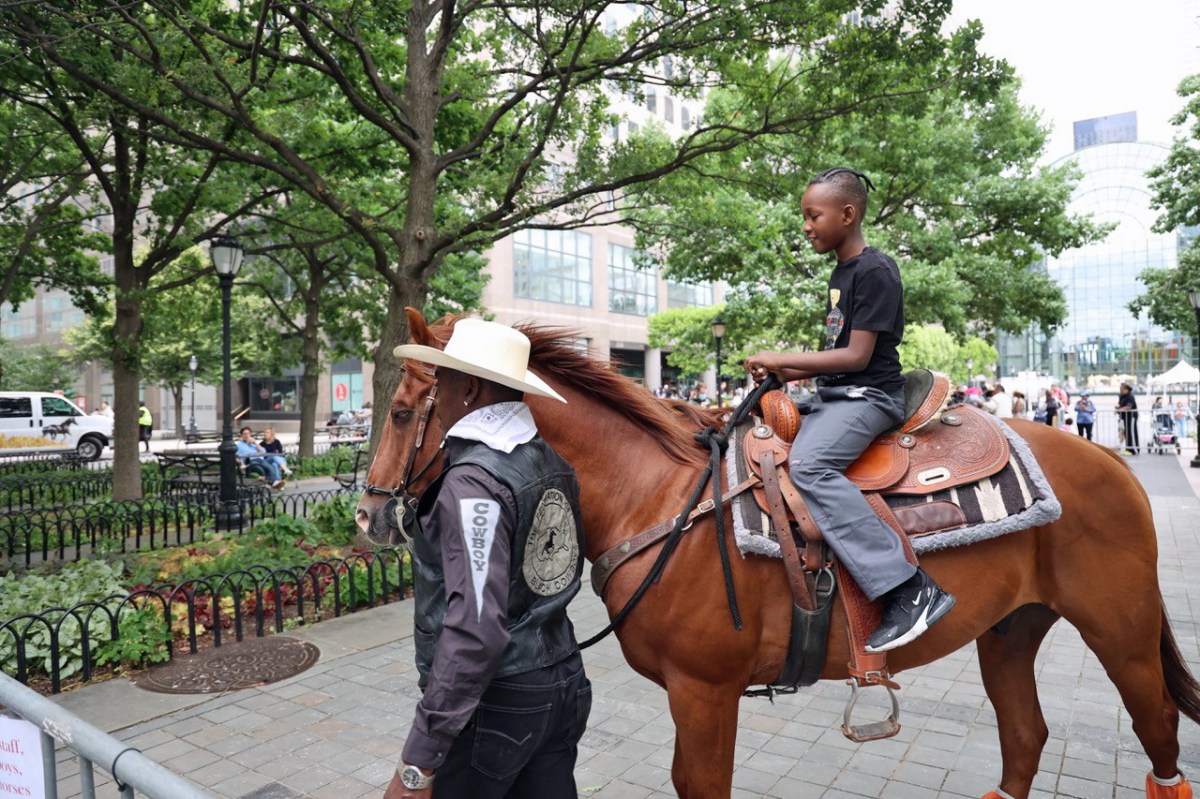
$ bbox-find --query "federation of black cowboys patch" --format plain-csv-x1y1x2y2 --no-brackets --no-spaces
523,488,579,596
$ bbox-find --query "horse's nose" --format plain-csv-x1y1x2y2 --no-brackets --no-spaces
355,508,371,534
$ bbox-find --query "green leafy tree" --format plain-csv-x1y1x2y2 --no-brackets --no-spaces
647,306,730,380
3,0,1012,438
0,99,108,315
67,249,277,438
1131,74,1200,334
629,79,1105,349
897,326,962,377
0,339,80,392
0,12,288,498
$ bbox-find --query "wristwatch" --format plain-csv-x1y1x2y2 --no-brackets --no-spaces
399,764,435,790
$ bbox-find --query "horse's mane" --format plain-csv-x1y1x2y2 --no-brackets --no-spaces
518,323,719,466
421,314,721,466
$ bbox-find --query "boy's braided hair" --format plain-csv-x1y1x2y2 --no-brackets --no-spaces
809,167,876,216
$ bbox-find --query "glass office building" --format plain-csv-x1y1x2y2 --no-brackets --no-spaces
999,135,1183,388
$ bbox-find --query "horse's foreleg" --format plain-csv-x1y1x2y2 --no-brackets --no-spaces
664,675,741,799
976,604,1060,799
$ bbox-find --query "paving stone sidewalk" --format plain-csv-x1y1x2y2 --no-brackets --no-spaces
49,451,1200,798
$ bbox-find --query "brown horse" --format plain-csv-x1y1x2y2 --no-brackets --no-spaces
357,309,1200,799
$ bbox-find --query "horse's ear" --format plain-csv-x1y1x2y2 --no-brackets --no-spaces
404,307,431,346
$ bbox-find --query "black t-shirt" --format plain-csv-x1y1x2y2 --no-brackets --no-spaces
819,247,905,393
1118,392,1138,412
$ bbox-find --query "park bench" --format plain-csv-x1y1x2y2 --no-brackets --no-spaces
325,423,368,441
155,449,272,499
183,431,223,445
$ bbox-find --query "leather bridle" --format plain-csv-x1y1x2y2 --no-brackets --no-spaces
363,368,443,533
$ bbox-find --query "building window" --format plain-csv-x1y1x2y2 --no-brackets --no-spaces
667,280,714,308
664,96,674,125
608,244,657,316
646,87,656,114
330,359,364,414
249,376,301,414
513,228,593,306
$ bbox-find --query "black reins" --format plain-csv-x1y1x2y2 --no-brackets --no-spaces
578,375,782,650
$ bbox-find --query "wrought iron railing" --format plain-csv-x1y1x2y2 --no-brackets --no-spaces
1,547,408,694
0,487,354,568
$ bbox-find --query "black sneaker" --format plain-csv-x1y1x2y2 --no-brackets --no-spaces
865,570,956,653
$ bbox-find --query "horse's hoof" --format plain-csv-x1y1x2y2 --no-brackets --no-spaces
1146,773,1193,799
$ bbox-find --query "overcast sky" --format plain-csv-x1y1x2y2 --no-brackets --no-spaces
947,1,1200,160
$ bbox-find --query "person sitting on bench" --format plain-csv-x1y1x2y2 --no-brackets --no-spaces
236,427,286,489
261,426,293,478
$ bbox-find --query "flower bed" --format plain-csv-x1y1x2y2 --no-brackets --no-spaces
0,494,412,694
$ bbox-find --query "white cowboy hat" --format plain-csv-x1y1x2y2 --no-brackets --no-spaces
393,318,566,403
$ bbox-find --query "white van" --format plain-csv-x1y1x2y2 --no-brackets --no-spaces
0,392,112,460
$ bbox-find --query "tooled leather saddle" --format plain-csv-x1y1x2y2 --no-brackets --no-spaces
746,368,1010,547
743,369,1011,741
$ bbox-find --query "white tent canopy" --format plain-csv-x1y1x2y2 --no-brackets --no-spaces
1148,359,1200,386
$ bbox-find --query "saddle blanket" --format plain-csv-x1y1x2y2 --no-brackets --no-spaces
727,413,1063,558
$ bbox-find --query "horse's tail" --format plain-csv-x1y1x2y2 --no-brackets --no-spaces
1160,599,1200,726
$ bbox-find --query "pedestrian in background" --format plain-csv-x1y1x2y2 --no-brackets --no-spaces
1175,400,1190,440
137,402,153,452
1011,391,1027,419
990,383,1012,419
1074,390,1096,441
1117,383,1139,455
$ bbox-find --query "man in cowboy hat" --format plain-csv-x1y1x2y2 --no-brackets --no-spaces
384,318,591,799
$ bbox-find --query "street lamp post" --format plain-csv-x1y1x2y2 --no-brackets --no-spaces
1188,291,1200,468
211,235,245,526
187,355,198,439
711,315,726,408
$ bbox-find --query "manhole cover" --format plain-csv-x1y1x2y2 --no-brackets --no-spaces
132,636,320,694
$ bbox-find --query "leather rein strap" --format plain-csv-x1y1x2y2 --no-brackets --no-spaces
363,370,442,502
590,474,761,596
581,377,783,649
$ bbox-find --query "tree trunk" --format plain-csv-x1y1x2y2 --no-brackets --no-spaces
298,276,322,460
370,276,429,455
368,3,442,453
109,223,144,501
172,385,184,439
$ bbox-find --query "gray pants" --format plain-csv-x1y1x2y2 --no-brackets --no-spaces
788,385,913,601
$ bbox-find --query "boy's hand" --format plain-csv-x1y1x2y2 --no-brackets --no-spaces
745,352,777,384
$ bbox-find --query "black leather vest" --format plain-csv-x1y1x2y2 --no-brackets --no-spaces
411,435,584,680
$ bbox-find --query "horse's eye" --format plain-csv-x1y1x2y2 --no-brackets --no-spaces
391,408,414,423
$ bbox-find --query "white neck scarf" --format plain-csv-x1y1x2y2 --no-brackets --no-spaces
445,401,538,453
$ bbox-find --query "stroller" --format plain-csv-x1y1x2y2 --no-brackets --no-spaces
1149,411,1181,455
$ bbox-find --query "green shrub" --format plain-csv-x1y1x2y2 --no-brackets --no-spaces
0,561,130,679
95,605,171,668
309,494,359,546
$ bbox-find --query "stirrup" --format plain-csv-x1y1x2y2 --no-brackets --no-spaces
841,677,900,742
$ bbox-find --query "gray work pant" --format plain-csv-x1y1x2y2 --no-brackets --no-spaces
788,384,913,601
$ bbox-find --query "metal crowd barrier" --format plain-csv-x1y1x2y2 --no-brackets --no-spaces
0,672,213,798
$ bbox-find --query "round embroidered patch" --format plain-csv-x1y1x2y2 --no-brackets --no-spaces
523,488,579,596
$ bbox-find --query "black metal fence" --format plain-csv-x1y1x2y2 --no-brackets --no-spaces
0,471,128,512
0,547,409,694
0,487,354,568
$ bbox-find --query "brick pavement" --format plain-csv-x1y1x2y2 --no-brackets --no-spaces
50,450,1200,798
